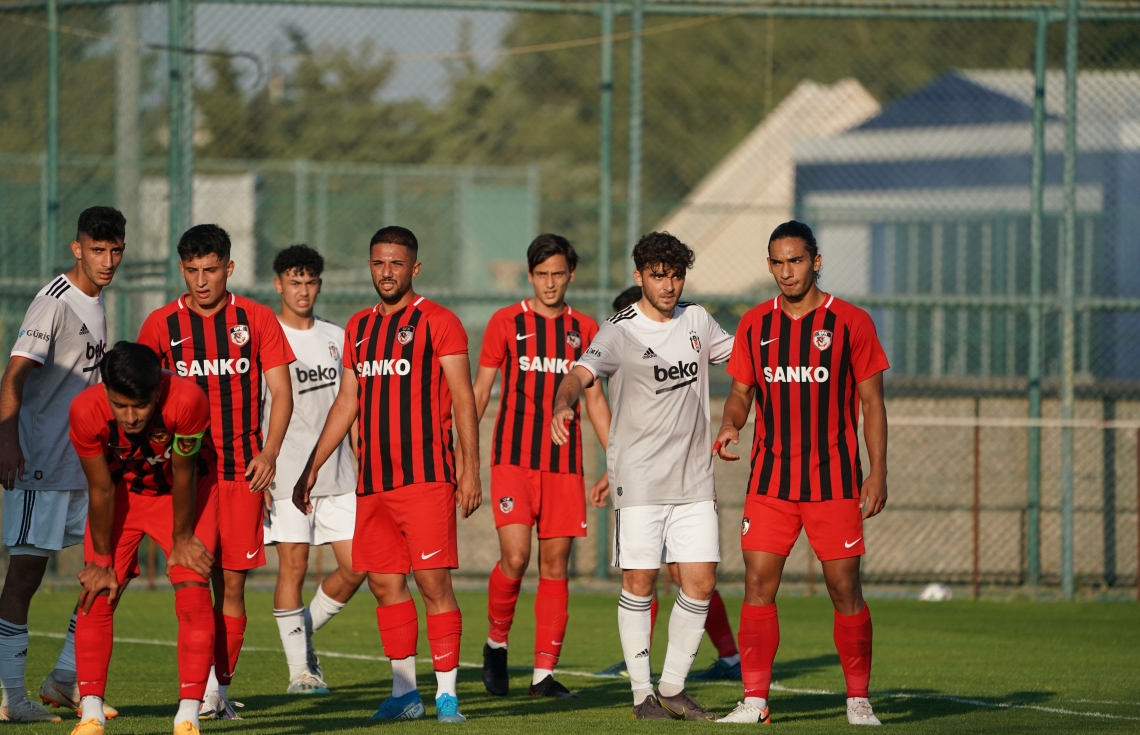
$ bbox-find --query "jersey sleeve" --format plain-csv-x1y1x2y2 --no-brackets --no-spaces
256,306,295,371
431,308,468,358
478,311,507,369
342,323,356,372
575,322,623,382
848,309,890,383
704,310,735,366
10,297,64,365
67,391,107,459
726,312,759,387
136,310,167,361
172,381,210,456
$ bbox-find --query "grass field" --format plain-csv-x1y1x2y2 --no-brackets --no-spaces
19,586,1140,733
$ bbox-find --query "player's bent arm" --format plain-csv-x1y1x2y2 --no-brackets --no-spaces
856,371,888,518
247,364,293,492
472,365,498,423
77,454,121,610
0,356,35,489
550,365,593,445
166,449,214,578
295,369,359,511
715,379,755,461
441,354,482,519
583,380,611,448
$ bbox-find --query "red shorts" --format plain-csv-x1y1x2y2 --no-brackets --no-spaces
741,494,865,562
353,482,458,574
490,465,586,539
84,476,219,586
216,479,265,570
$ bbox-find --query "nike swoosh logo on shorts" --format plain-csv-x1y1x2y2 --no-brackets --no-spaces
516,333,535,341
761,337,778,346
246,549,259,558
844,538,862,549
581,522,588,528
421,549,442,560
171,337,191,347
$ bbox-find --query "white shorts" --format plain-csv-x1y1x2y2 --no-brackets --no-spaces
612,500,720,569
264,493,356,546
2,488,87,554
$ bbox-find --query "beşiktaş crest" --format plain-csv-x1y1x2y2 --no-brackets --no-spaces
566,331,581,349
397,326,415,345
813,329,833,351
689,330,702,353
329,342,340,361
229,324,250,346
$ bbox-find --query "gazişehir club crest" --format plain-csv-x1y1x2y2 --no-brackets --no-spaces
229,324,250,347
329,342,340,361
397,326,415,345
566,331,581,349
813,329,833,351
689,330,702,353
499,497,514,514
149,428,171,445
741,517,751,536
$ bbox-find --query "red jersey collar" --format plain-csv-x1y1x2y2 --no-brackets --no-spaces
177,292,236,311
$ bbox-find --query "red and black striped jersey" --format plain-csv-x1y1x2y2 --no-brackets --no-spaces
479,300,599,474
343,296,468,494
727,294,889,502
68,372,214,496
137,293,295,481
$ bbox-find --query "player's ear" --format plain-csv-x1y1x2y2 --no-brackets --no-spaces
70,239,83,260
411,261,422,279
273,277,283,295
633,269,643,287
225,259,235,278
568,268,575,284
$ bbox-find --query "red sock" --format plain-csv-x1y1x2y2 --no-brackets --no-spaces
75,595,115,699
376,600,419,660
487,562,522,645
533,578,569,671
833,604,872,698
175,586,214,700
426,609,462,672
649,596,659,645
213,611,246,686
705,590,738,658
739,602,779,701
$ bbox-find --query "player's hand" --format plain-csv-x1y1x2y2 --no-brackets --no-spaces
456,467,482,519
292,471,315,515
167,534,214,579
245,450,277,493
549,407,575,446
0,426,25,491
859,474,887,519
77,561,120,614
714,424,741,461
588,474,610,507
263,488,273,511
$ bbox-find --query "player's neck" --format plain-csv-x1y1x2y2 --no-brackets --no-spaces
185,291,230,317
527,297,566,319
278,307,315,331
778,286,827,320
64,264,102,298
636,297,674,324
377,289,418,316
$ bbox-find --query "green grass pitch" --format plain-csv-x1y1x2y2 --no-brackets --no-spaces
21,586,1140,733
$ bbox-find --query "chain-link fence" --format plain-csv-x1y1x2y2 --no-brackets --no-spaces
1,0,1138,597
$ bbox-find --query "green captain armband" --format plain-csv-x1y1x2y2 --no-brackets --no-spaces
174,432,204,457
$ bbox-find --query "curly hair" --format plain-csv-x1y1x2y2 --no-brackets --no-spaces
273,244,325,278
632,231,695,275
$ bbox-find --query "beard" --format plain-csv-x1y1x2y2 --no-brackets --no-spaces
375,278,410,304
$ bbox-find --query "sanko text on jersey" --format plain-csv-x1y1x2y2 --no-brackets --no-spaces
517,356,575,374
356,358,412,377
763,365,830,383
176,358,251,377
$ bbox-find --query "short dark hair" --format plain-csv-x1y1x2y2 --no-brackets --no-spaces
370,226,418,258
77,206,126,243
177,224,231,261
273,244,324,278
632,231,695,275
612,285,642,312
526,234,578,273
99,342,162,401
768,220,818,258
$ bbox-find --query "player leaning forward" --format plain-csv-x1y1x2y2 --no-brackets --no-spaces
0,207,124,722
296,226,482,723
715,221,888,726
551,232,733,720
68,343,218,735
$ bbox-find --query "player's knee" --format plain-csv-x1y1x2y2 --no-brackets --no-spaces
1,556,48,601
824,573,861,608
500,551,530,579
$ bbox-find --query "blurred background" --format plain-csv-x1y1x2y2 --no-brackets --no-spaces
1,0,1138,599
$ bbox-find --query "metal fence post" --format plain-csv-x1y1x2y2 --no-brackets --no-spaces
595,0,615,580
180,0,195,235
44,0,60,279
1060,0,1080,600
295,159,310,243
167,0,184,287
623,0,643,282
1026,10,1048,588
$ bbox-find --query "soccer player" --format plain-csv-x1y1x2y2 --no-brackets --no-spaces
264,245,365,695
295,226,481,723
473,234,610,698
713,221,888,726
67,342,217,735
0,207,124,722
137,224,295,719
595,285,741,683
551,232,734,720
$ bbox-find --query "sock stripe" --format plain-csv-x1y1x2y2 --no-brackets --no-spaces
618,598,653,612
273,607,305,618
0,620,28,637
675,596,710,615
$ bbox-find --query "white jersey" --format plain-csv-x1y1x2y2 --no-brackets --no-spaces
9,274,107,491
264,317,356,500
576,301,733,509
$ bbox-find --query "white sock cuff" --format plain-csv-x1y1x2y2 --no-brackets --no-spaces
313,585,346,612
273,607,305,617
674,592,710,615
618,590,653,611
0,619,28,637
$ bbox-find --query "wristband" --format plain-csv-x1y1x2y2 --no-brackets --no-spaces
92,553,113,567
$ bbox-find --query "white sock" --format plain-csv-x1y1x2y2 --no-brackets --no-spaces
274,607,308,679
218,684,228,699
632,687,654,705
485,638,507,650
206,666,219,694
531,668,553,686
307,584,346,633
174,698,200,728
81,695,106,725
391,656,417,698
721,653,741,667
434,668,457,699
745,696,768,709
55,614,77,672
617,590,653,694
0,618,29,705
658,592,709,697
